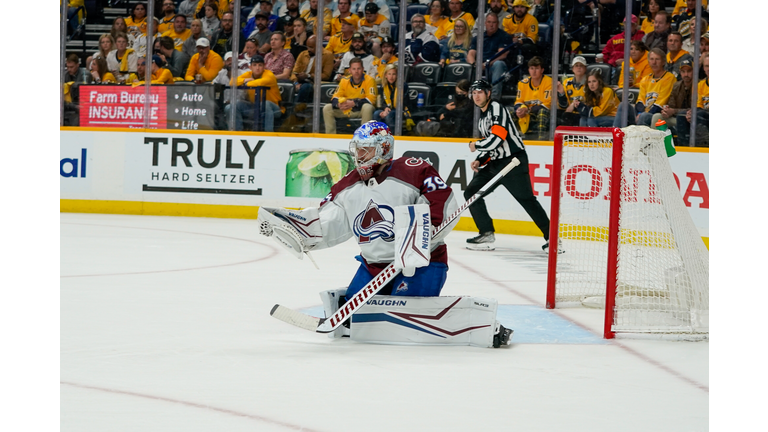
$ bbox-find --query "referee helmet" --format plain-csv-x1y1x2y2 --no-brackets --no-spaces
469,79,492,93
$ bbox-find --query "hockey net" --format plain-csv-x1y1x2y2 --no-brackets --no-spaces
546,126,709,340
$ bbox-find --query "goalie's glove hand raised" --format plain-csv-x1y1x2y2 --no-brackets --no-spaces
257,207,323,260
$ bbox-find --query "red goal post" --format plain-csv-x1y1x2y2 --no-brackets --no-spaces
546,126,709,340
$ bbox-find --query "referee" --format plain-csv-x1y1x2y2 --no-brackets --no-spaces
464,79,552,252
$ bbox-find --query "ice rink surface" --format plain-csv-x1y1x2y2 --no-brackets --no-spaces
61,213,708,431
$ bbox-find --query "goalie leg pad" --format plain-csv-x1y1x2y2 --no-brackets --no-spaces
319,288,349,339
349,295,503,348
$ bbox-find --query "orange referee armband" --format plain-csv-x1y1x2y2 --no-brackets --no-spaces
491,124,508,140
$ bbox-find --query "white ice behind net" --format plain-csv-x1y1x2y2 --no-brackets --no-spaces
554,126,709,337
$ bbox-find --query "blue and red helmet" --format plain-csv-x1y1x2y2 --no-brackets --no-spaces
349,121,395,181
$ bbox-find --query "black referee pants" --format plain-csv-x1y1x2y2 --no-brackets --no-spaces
463,152,550,240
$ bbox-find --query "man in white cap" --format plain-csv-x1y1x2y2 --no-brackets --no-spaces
556,55,588,126
185,37,224,82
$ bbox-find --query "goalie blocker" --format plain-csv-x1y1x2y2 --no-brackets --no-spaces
320,289,513,348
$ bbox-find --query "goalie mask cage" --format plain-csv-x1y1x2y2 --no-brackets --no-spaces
545,126,709,340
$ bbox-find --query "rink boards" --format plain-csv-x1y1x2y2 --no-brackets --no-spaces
59,128,709,244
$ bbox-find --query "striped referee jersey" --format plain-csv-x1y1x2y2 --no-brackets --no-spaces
475,101,526,163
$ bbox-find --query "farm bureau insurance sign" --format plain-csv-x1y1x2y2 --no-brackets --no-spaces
79,85,215,130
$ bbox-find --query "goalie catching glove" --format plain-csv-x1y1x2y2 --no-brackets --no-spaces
257,207,323,260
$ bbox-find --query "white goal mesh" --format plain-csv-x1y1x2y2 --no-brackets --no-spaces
547,126,709,339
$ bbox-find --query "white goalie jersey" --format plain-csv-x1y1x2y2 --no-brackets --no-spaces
316,156,458,268
260,157,459,271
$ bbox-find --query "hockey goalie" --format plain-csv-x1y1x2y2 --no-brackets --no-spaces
257,121,513,348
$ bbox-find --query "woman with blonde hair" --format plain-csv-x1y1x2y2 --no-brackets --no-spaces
439,18,471,67
86,34,116,71
575,69,620,127
374,63,414,133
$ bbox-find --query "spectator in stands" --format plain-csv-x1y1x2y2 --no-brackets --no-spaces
328,0,359,42
288,17,311,60
426,0,451,40
681,16,707,54
163,15,193,52
107,32,138,83
125,2,149,40
211,12,243,57
665,32,693,80
674,0,709,41
602,15,645,68
247,12,274,54
641,0,665,35
353,0,392,21
237,38,260,75
617,40,651,88
260,0,280,32
435,79,474,138
86,34,116,72
574,69,619,127
178,0,200,23
89,57,117,84
404,14,441,66
502,0,539,44
371,36,398,84
158,0,177,34
264,32,295,80
335,32,375,82
111,17,129,43
359,2,391,57
128,56,147,84
182,19,206,57
156,36,190,78
672,0,707,18
227,55,283,132
641,9,671,54
201,2,221,40
489,0,511,22
679,53,708,146
633,48,676,126
322,57,377,134
185,37,224,82
64,54,84,104
327,17,356,65
556,56,587,126
650,58,693,143
467,13,511,102
374,64,414,133
514,56,551,137
133,18,160,58
446,0,475,37
134,55,176,85
277,0,301,33
439,18,471,66
291,35,334,104
300,0,332,39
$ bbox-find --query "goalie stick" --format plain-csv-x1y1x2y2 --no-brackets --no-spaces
270,157,521,333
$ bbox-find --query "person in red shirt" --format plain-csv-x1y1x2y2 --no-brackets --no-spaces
601,15,645,68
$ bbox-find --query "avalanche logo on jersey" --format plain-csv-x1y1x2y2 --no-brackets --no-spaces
353,200,395,244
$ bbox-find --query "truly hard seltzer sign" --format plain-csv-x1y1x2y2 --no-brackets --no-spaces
135,135,265,195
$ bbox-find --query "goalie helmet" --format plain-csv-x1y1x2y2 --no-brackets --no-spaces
349,121,394,181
